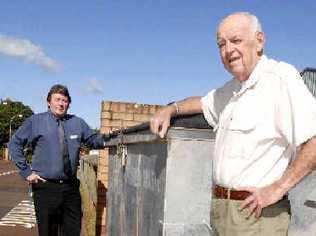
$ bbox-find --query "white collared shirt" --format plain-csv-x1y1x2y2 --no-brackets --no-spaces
201,55,316,188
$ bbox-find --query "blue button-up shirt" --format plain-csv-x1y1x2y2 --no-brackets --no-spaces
9,111,105,179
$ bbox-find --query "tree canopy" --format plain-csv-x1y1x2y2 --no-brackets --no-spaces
0,98,33,147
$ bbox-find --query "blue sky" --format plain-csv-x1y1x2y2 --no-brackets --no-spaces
0,1,315,128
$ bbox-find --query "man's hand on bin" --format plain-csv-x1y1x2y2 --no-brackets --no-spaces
150,98,203,138
150,105,176,138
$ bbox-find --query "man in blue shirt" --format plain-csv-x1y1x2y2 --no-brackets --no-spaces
9,84,107,236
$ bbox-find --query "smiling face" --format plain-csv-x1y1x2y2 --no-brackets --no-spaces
47,93,69,118
217,14,264,82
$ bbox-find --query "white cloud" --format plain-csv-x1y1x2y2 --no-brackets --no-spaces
87,77,104,94
0,34,61,72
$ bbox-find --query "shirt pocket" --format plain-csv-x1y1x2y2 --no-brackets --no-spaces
228,116,257,131
68,134,81,149
225,114,258,159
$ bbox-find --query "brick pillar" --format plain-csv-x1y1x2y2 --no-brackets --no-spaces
96,101,161,236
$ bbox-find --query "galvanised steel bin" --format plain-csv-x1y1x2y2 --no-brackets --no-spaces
105,114,215,236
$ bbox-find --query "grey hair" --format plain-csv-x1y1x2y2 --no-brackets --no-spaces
217,12,263,35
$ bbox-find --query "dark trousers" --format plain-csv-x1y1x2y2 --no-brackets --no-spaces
32,179,82,236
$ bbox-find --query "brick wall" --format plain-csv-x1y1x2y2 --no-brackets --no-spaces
96,101,161,236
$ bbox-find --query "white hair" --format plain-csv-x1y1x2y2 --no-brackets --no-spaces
217,12,263,35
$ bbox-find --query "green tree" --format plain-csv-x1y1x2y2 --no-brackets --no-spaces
0,98,33,147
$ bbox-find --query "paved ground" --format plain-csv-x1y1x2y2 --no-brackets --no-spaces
0,160,38,236
0,160,89,236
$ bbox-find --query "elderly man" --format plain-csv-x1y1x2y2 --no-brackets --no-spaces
150,12,316,235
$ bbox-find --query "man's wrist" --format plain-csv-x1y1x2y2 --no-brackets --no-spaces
273,180,290,196
166,102,179,116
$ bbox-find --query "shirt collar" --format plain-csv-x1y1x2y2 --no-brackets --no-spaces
236,55,268,95
47,110,68,122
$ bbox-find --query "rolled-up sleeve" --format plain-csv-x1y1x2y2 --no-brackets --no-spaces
275,65,316,148
201,89,218,128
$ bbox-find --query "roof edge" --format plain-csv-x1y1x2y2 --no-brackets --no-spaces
301,67,316,75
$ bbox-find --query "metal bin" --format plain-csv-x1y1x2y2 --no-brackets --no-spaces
106,114,215,236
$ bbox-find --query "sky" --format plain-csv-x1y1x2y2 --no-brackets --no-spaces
0,0,315,128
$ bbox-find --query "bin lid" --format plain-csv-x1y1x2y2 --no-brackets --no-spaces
103,114,212,146
108,114,211,137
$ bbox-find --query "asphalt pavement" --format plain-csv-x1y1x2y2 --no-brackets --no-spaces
0,159,38,236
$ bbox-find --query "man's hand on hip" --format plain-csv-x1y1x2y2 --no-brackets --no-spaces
26,172,46,184
238,183,287,218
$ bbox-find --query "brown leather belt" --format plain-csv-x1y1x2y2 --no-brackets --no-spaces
213,185,251,200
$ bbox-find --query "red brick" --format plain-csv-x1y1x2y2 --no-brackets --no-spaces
98,176,108,182
112,112,133,121
150,105,161,114
99,169,109,174
126,103,137,113
101,119,111,127
110,102,120,112
100,126,111,134
100,165,109,170
101,111,112,119
142,105,150,114
99,150,109,159
98,152,108,159
102,101,111,111
122,120,142,128
108,120,122,127
98,160,108,166
118,102,127,112
133,104,144,114
98,175,108,180
97,175,107,182
134,113,152,122
149,105,156,114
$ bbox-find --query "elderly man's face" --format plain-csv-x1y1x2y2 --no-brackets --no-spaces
217,15,264,82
